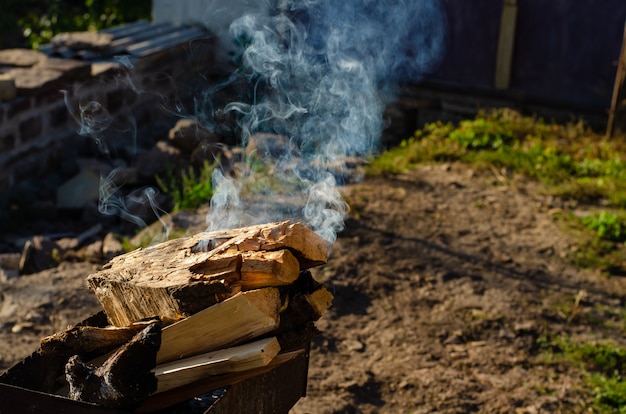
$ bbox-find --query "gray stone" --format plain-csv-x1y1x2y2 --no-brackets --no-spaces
168,118,221,154
18,236,61,275
35,57,91,83
0,49,47,67
102,233,124,261
135,140,183,180
56,169,101,209
6,67,63,95
50,31,114,50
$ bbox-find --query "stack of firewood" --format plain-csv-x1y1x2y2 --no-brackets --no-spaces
39,221,333,410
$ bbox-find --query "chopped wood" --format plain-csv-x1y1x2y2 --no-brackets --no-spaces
240,249,300,290
65,323,161,408
86,221,326,327
153,336,281,394
278,272,334,333
156,288,281,364
192,221,329,269
135,349,305,414
87,253,242,326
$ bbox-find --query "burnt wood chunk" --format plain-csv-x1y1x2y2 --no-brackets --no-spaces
65,323,161,408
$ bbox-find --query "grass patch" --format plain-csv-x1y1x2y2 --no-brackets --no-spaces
537,336,626,412
369,109,626,207
156,159,218,212
368,108,626,276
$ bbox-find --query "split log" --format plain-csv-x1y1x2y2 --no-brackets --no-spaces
157,287,281,364
86,221,324,326
191,220,329,268
65,323,161,408
240,249,300,290
153,336,281,394
136,349,306,413
278,271,334,333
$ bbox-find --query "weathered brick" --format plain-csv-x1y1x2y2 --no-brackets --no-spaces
35,58,91,83
0,133,16,152
19,115,42,141
36,89,64,106
49,105,69,128
6,67,64,95
7,96,31,119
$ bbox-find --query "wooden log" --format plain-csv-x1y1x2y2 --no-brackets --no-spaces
135,349,306,413
153,336,281,394
278,271,334,333
86,221,326,327
156,288,281,364
240,249,300,290
65,323,161,408
87,253,242,326
192,221,329,269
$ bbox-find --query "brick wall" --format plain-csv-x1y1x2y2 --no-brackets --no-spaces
0,24,217,221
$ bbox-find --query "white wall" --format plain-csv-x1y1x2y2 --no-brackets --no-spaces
152,0,269,60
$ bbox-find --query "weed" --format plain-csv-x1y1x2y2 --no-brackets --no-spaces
156,159,217,211
582,212,626,242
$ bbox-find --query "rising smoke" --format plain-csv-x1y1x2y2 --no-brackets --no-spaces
200,0,446,244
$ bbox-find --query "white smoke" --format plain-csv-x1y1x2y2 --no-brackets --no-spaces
201,0,446,244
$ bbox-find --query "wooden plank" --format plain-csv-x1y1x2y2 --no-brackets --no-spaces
607,20,626,138
127,27,208,57
153,337,281,394
156,288,281,364
495,0,518,90
136,350,306,413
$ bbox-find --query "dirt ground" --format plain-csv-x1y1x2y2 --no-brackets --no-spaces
2,162,626,413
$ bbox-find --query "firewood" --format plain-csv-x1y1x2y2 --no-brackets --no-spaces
135,349,305,413
240,249,300,290
87,253,242,326
86,221,326,327
65,323,161,408
156,287,281,364
153,336,281,394
191,221,328,269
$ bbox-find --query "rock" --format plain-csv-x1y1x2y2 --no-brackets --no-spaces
0,49,47,67
168,118,222,154
50,31,114,50
0,253,21,271
35,57,91,83
82,240,104,263
102,233,125,261
245,132,296,159
56,169,101,209
18,236,62,275
135,141,183,180
5,67,64,95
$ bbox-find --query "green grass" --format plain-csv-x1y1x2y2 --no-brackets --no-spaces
368,108,626,276
537,336,626,412
369,109,626,206
156,159,217,212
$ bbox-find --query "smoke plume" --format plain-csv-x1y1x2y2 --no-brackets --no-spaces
200,0,446,244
